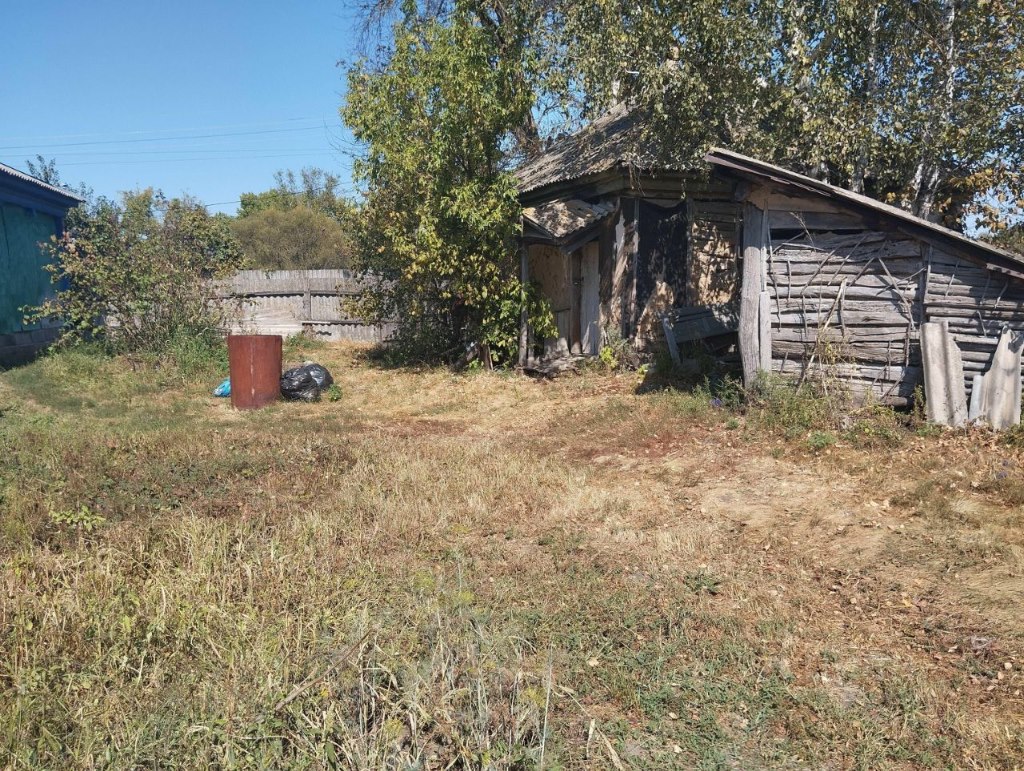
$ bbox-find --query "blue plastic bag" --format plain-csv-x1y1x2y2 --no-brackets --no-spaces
213,378,231,397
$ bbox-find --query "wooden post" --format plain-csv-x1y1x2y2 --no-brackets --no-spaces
662,315,681,366
517,241,529,368
739,203,767,384
627,198,639,340
758,290,771,373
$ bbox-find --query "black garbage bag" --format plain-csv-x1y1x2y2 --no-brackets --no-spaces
280,363,334,402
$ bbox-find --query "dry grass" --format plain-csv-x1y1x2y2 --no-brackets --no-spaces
2,341,1024,769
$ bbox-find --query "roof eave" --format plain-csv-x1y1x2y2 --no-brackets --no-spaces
0,164,84,216
706,147,1024,276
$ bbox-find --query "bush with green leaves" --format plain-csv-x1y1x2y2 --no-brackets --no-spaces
231,167,358,270
28,189,242,356
343,4,553,365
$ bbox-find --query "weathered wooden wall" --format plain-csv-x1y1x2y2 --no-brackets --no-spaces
923,248,1024,395
214,269,395,342
0,204,63,366
761,203,1024,405
766,228,924,403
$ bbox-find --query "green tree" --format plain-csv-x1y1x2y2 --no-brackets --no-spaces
555,0,1024,230
237,167,354,221
25,155,61,185
233,167,357,269
343,2,549,363
25,154,94,200
231,206,352,270
29,190,242,355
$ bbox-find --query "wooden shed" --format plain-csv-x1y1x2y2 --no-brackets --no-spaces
516,111,1024,406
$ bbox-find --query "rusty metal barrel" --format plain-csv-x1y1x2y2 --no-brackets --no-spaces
227,334,282,410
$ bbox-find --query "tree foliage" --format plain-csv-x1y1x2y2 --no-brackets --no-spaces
25,154,94,200
557,0,1024,230
232,168,357,270
237,168,353,221
29,190,242,355
343,2,550,363
355,0,1023,233
231,206,353,270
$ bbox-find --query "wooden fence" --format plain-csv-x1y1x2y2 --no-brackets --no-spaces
213,269,395,342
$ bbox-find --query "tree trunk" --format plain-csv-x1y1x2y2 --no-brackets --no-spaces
908,0,957,220
851,4,881,195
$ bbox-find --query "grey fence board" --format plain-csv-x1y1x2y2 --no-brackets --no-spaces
215,269,395,342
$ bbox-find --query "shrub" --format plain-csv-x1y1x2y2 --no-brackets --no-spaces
27,189,242,357
807,430,837,451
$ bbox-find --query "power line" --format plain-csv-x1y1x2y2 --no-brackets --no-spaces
58,152,337,167
46,147,341,157
0,117,324,144
0,125,328,151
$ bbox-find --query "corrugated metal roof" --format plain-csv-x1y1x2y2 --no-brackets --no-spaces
0,161,85,203
515,104,695,195
523,199,616,240
705,147,1024,272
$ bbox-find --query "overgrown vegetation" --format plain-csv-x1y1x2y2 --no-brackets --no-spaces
230,168,358,270
343,3,552,365
28,189,242,359
2,344,1023,767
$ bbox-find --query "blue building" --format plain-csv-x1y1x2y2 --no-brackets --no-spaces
0,163,83,366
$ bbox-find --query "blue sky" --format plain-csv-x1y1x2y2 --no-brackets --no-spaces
1,0,363,214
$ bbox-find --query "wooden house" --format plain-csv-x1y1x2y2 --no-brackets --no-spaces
516,110,1024,405
0,162,82,366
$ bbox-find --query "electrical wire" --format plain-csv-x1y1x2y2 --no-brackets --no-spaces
0,117,324,144
58,152,338,167
0,125,328,151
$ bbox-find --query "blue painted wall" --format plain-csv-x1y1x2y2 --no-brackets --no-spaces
0,203,60,335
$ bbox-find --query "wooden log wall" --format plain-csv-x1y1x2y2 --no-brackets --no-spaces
213,269,395,343
766,228,924,404
764,211,1024,406
923,248,1024,395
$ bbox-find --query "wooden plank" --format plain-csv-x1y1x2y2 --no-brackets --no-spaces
518,241,529,367
739,203,767,382
775,298,912,315
772,357,920,382
774,327,918,342
670,305,740,342
768,210,869,231
772,340,921,362
758,291,771,371
662,315,681,365
764,193,851,214
771,258,922,276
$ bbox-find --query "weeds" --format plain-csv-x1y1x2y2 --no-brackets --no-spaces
1,345,1021,768
745,374,845,437
807,430,837,451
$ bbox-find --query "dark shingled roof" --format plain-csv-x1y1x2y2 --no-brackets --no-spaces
515,105,694,195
